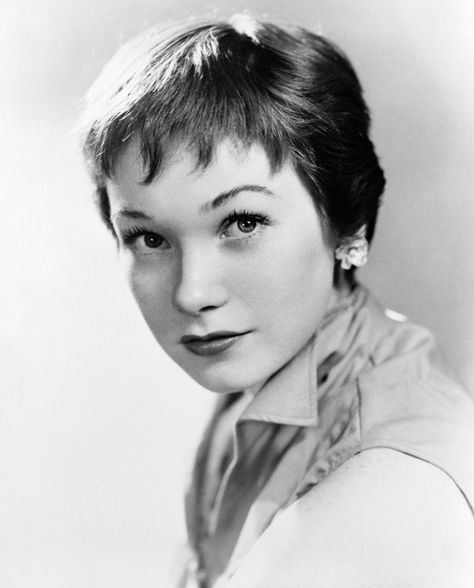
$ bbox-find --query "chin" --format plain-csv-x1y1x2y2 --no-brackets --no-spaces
185,362,266,395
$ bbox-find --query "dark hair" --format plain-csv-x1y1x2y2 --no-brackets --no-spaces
80,14,385,244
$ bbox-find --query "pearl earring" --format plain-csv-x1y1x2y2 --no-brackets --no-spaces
335,237,369,270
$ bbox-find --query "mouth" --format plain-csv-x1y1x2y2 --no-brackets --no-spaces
180,330,251,357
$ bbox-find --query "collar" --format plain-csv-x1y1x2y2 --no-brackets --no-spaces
239,333,319,426
238,284,371,428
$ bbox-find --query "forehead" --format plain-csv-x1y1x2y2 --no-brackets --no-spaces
110,137,276,189
107,140,289,226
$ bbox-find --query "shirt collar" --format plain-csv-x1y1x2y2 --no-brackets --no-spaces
238,334,318,426
237,284,370,428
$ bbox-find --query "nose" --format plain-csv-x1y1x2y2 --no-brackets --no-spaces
172,249,229,315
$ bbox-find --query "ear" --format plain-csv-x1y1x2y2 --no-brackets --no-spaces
353,224,367,240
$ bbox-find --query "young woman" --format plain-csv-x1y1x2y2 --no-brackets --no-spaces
80,15,474,587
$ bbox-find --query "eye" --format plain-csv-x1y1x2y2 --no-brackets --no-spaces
143,233,163,248
236,218,258,233
221,210,270,240
118,226,168,251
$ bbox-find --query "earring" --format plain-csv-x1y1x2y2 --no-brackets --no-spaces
335,237,369,270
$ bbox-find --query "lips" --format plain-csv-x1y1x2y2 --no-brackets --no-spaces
181,330,250,357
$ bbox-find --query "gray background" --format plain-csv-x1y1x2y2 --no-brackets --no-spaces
1,1,473,586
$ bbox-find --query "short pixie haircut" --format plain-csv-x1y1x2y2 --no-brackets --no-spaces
81,14,385,244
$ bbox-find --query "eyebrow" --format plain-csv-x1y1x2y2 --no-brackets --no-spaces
111,184,276,221
201,184,276,213
111,208,153,221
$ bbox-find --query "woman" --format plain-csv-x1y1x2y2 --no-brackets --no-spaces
80,14,474,587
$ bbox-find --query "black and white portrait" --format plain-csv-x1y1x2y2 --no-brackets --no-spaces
1,1,473,587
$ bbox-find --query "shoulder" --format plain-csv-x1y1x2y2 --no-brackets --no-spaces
226,449,474,588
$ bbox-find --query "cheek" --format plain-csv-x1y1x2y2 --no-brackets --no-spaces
122,259,175,336
236,230,334,312
229,232,335,358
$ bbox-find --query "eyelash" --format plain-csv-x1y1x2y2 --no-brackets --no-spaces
117,209,270,248
221,209,270,238
119,226,153,246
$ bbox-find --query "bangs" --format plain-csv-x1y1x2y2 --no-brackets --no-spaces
81,15,384,245
81,20,311,185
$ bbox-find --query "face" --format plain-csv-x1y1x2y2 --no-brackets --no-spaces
106,140,336,393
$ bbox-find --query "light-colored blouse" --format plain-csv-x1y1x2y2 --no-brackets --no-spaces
182,284,474,587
